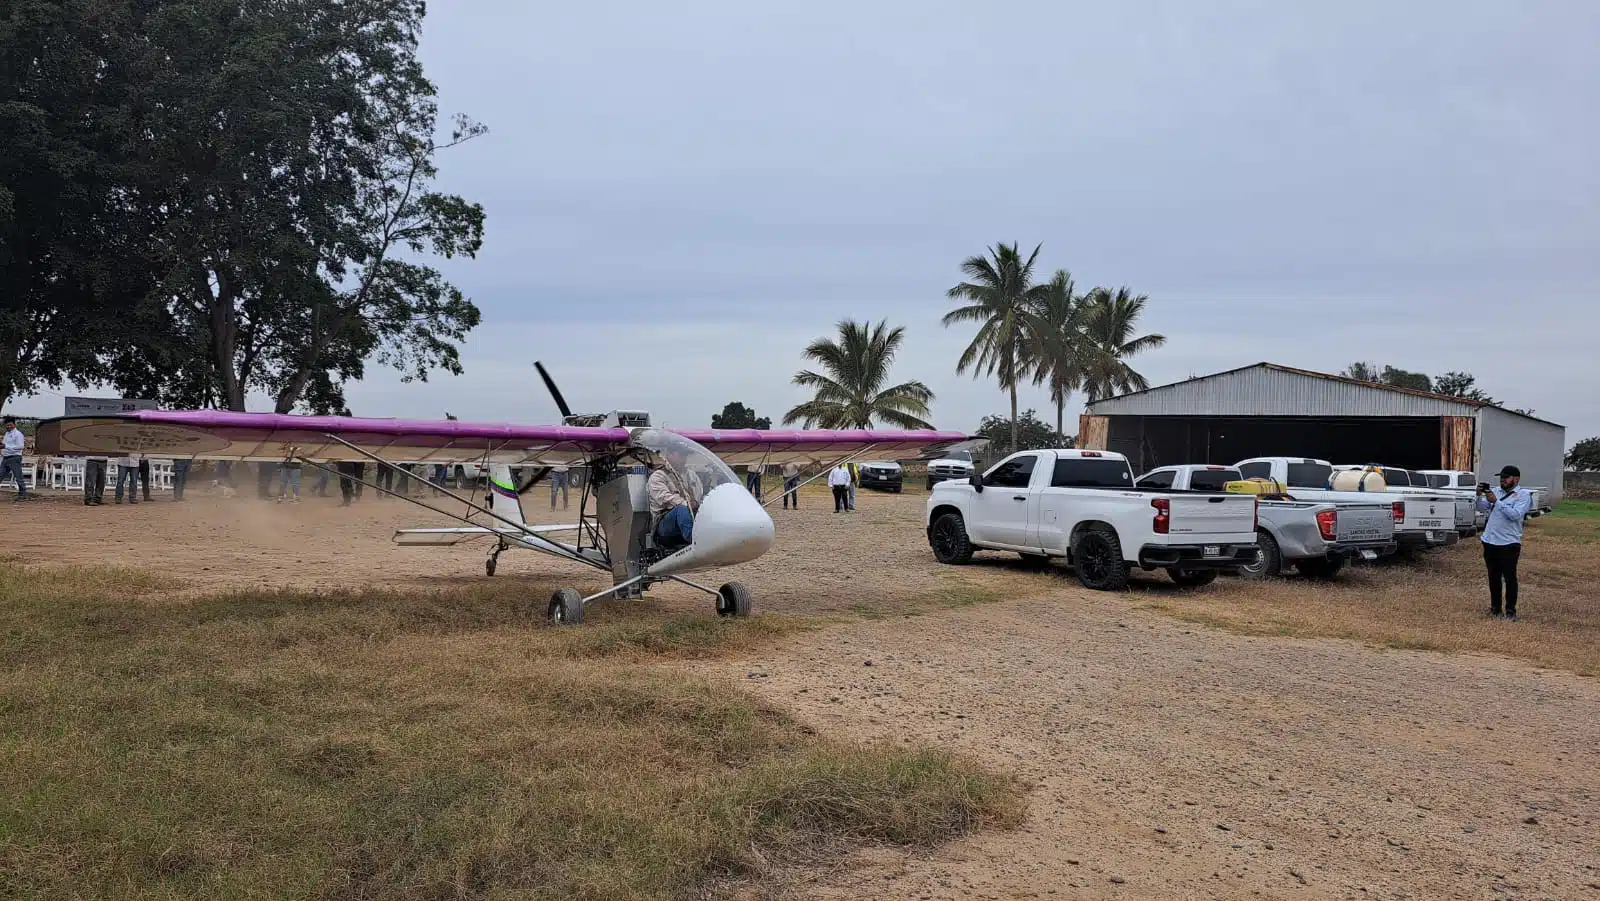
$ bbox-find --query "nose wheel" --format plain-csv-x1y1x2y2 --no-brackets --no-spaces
485,541,505,577
715,581,752,618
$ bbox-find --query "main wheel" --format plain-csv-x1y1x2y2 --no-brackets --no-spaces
485,556,497,577
1296,557,1347,580
716,582,752,618
547,588,584,626
1238,530,1280,579
928,512,974,565
1070,526,1130,591
1168,568,1219,588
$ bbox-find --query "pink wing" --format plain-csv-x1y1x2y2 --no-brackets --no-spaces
34,411,964,465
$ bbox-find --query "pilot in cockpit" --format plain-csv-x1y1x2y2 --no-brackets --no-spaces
647,448,702,549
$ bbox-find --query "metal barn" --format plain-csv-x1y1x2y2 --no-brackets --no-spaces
1078,363,1567,500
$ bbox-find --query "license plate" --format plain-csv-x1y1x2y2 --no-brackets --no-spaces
1359,549,1379,561
1419,520,1445,528
1203,545,1221,557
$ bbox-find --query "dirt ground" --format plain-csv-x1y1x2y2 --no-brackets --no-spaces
7,484,1599,899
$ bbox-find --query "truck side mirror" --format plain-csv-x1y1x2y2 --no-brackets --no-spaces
969,471,984,493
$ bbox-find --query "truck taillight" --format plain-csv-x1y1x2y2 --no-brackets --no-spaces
1151,498,1170,534
1391,500,1405,523
1316,509,1337,541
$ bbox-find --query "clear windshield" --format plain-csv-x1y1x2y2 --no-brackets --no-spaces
631,428,740,494
948,451,973,461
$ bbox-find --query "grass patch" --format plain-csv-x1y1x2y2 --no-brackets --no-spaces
1135,518,1600,676
0,562,1018,899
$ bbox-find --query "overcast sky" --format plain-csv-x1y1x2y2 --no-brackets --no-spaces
21,1,1600,440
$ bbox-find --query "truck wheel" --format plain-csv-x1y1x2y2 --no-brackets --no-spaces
1071,526,1129,591
1238,530,1280,579
929,512,974,565
1296,557,1346,580
1168,569,1218,588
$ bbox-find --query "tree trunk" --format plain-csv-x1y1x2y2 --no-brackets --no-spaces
1009,384,1018,454
1056,395,1065,445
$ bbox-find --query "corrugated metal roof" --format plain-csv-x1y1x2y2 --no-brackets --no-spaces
1086,363,1561,425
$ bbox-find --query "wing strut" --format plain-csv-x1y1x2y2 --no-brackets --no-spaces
299,436,607,571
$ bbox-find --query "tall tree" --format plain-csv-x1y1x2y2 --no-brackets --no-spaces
0,0,158,412
1432,371,1495,403
943,242,1048,450
1023,269,1086,442
783,319,934,430
1341,362,1432,392
1078,287,1165,402
1341,361,1380,382
98,0,484,412
974,408,1071,456
711,402,771,430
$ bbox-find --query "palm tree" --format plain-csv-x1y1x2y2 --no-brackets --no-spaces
1023,269,1087,443
783,318,935,429
1078,287,1166,402
943,242,1049,451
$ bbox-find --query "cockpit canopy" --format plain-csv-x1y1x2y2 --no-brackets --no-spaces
631,428,739,493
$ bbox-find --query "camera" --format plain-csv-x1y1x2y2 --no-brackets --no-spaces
1477,482,1492,493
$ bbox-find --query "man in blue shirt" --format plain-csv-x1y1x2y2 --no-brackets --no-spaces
1477,464,1533,620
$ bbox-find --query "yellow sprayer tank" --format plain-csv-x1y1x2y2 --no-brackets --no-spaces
1224,478,1287,496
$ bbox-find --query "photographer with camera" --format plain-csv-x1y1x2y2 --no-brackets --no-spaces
1477,465,1533,620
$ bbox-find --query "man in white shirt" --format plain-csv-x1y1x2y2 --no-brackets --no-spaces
1,416,28,500
828,463,851,513
782,462,802,510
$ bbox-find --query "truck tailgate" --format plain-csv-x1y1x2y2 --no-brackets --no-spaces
1397,495,1453,532
1334,504,1394,543
1168,495,1256,536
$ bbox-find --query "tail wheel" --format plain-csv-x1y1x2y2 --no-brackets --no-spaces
1070,526,1130,591
548,588,584,626
929,512,974,564
716,582,752,618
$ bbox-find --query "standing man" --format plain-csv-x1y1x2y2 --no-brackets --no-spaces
278,456,303,503
84,453,108,505
1478,464,1532,620
171,458,191,501
782,462,801,510
846,461,859,511
828,463,851,513
114,451,140,504
1,416,28,500
745,463,763,500
550,464,569,510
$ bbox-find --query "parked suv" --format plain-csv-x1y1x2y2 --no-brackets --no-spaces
858,461,903,493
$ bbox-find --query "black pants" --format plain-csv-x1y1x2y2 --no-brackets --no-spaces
1483,542,1521,616
783,477,799,509
138,459,152,500
338,462,361,503
832,484,848,512
84,459,107,504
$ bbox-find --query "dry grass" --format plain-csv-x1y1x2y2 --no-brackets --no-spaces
0,563,1021,900
1138,501,1600,676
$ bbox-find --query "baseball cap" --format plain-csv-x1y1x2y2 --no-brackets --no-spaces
1496,465,1520,478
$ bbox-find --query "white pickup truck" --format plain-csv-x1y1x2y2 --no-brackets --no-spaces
1236,457,1456,553
1335,465,1475,540
925,449,1259,590
1137,464,1396,578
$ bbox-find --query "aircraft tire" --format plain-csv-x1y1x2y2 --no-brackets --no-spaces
548,588,584,626
485,557,497,577
716,582,752,618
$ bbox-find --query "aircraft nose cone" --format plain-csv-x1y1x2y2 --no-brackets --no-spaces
648,483,774,577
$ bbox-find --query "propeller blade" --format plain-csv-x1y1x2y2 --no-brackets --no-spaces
533,361,573,419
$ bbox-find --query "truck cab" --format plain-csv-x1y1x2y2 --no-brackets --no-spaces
926,449,1258,590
